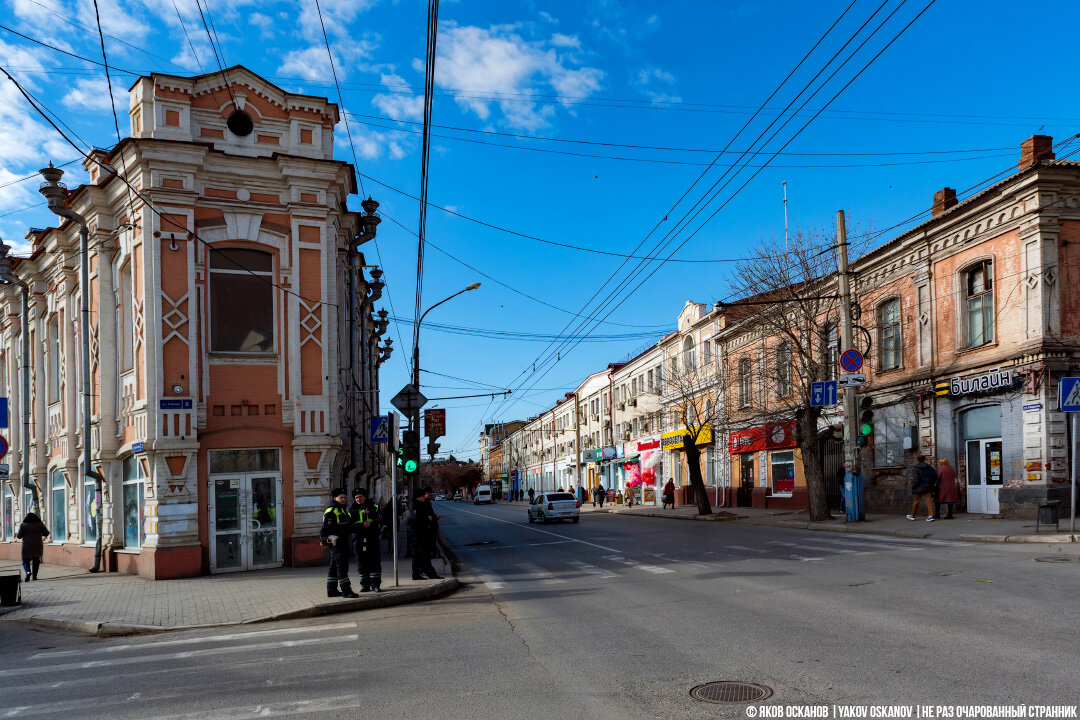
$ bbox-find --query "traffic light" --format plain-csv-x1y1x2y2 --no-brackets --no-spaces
858,396,874,445
395,446,405,468
402,430,420,474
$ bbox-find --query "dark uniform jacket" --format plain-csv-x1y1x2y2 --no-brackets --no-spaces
349,501,381,541
321,501,353,545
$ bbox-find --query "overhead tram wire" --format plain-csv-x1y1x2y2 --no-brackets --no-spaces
91,0,138,227
479,0,936,432
172,0,206,75
192,0,238,111
313,0,364,198
414,0,440,352
464,0,868,436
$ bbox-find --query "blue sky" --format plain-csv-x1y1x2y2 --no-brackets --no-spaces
2,0,1079,460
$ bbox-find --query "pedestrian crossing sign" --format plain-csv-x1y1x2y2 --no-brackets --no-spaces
370,415,390,443
1060,377,1080,412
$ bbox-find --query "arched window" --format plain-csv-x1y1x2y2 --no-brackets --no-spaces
962,260,994,347
776,341,791,398
682,336,696,373
209,248,275,353
878,298,901,369
738,357,752,408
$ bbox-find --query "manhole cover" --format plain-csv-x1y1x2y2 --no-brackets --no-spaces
690,681,773,704
1035,556,1077,563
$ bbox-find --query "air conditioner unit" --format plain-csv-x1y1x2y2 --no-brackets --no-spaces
618,402,625,411
623,433,631,441
592,414,599,421
629,398,637,407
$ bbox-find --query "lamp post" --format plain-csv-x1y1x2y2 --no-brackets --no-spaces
409,282,480,493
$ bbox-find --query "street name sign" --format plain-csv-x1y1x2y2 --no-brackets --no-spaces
811,380,839,407
390,383,428,415
370,415,390,443
837,373,867,387
1060,377,1080,412
840,349,864,373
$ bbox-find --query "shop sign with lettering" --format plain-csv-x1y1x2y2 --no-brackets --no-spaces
934,369,1016,397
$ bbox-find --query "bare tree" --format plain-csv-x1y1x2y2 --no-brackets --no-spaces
720,227,845,522
660,358,721,516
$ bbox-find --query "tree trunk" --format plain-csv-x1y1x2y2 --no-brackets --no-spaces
682,442,714,515
799,411,832,521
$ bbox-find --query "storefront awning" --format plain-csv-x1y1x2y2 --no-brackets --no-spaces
661,423,712,450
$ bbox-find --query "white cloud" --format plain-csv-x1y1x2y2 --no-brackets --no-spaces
277,36,377,82
372,74,423,121
249,12,275,39
75,0,152,41
550,33,580,48
634,66,681,105
62,77,130,114
434,23,604,130
296,0,379,40
334,119,408,161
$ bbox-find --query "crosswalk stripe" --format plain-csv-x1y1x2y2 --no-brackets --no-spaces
727,544,767,553
604,555,675,574
517,563,567,584
565,560,617,579
477,574,505,590
767,541,874,556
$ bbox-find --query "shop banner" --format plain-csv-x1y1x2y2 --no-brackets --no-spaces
661,424,713,450
728,421,797,454
601,446,617,460
636,437,660,452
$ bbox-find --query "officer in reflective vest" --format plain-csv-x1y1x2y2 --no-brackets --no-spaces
350,488,382,592
322,488,359,598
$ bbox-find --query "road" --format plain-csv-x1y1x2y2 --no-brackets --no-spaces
1,501,1078,719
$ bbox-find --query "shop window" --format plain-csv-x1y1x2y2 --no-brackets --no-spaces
2,483,13,540
770,451,795,495
738,357,752,408
878,298,902,370
209,249,275,353
50,469,66,541
776,341,791,398
122,457,146,548
963,260,994,348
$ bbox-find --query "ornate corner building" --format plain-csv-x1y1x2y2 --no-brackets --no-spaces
0,66,393,578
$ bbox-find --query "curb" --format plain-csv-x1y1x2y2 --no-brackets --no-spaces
583,507,737,522
774,519,1077,544
14,577,460,637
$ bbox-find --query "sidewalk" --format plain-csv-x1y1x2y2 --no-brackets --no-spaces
578,500,1078,542
0,549,457,636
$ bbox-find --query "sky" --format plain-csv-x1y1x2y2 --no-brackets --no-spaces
2,0,1080,461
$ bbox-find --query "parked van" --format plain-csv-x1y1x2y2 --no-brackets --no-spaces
474,485,493,504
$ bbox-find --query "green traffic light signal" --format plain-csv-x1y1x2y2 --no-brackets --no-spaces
404,458,418,473
860,422,874,436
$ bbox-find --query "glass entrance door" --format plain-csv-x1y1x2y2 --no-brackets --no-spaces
965,439,1002,514
209,473,283,572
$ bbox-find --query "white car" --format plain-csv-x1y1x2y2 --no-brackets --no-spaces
528,492,580,524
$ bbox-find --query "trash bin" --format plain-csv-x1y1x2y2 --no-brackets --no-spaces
0,573,21,606
1036,500,1060,533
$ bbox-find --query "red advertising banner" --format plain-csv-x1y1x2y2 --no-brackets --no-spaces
425,408,446,438
727,421,797,454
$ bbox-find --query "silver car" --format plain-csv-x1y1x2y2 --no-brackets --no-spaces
528,492,580,524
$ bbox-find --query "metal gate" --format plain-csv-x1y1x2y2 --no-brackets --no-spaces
820,437,844,510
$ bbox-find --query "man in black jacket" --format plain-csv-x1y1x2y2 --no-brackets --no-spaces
322,488,359,598
907,455,938,522
408,488,442,580
350,488,382,592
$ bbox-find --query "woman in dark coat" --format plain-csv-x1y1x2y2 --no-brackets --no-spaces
662,479,676,509
936,459,959,519
15,512,50,581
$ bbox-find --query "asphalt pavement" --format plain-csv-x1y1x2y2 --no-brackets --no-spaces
0,499,1077,719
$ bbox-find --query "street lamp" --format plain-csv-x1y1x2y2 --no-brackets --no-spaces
409,282,481,489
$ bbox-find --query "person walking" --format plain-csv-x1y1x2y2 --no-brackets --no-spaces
595,483,606,508
907,455,938,521
936,458,959,519
662,479,676,509
408,488,442,580
322,488,359,598
350,488,382,592
15,512,49,581
527,487,535,504
424,487,443,562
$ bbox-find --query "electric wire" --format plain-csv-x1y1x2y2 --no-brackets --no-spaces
313,0,365,198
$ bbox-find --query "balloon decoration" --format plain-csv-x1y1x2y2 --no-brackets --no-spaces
638,449,659,486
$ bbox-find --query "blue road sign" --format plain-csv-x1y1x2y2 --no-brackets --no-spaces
840,349,863,373
1060,377,1080,412
0,398,7,428
811,380,839,407
370,415,390,443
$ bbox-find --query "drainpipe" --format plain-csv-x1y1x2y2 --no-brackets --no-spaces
0,240,36,514
39,164,105,573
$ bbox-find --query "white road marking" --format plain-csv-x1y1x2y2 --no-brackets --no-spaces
517,563,567,584
0,636,359,678
789,555,824,562
768,541,873,556
605,555,675,574
444,504,619,552
150,695,364,720
30,621,357,660
477,574,505,590
566,560,618,579
727,544,767,553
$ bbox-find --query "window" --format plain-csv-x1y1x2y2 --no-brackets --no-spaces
647,369,654,392
47,316,60,403
670,356,678,378
209,248,275,353
50,469,66,541
682,336,696,373
878,298,901,370
702,340,712,367
2,483,12,540
122,456,147,548
963,260,994,347
738,357,752,408
776,341,791,398
120,263,134,371
630,378,637,397
821,323,838,379
873,405,915,468
84,474,98,545
770,451,795,494
671,409,679,429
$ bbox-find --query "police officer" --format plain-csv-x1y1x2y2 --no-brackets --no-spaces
350,488,382,592
322,488,359,598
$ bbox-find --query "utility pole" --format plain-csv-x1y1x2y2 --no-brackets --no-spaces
836,210,863,520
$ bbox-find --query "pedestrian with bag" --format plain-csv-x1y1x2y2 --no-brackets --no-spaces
321,488,359,598
907,455,938,521
662,479,676,509
936,458,959,519
15,512,49,582
350,488,382,592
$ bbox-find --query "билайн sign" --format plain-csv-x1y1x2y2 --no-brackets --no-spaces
935,369,1016,397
